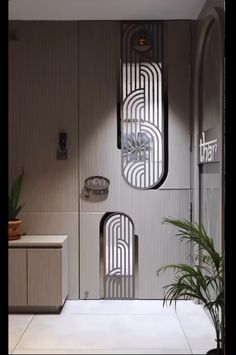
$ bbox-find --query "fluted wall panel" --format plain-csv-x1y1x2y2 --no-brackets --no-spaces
80,190,190,299
79,21,191,299
28,248,62,306
8,249,28,306
79,21,120,212
9,21,79,212
9,21,79,299
9,20,192,300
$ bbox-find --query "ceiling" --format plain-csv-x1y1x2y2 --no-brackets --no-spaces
9,0,207,20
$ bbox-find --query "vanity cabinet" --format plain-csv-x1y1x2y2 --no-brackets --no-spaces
9,235,68,313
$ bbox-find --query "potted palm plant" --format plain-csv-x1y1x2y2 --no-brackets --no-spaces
8,169,24,240
157,217,224,355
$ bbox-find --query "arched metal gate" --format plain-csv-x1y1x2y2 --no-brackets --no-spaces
102,213,135,299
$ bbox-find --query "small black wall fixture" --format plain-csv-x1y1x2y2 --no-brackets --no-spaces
56,131,67,160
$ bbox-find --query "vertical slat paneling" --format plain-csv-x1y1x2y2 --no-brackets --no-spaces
62,238,69,303
135,190,191,299
9,20,192,300
80,190,190,299
80,213,102,299
9,21,79,299
79,22,121,212
160,21,191,189
9,21,79,212
8,249,27,306
79,21,191,299
28,249,62,306
79,21,191,215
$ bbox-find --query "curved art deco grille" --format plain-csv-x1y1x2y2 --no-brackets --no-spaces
102,213,135,299
120,22,168,189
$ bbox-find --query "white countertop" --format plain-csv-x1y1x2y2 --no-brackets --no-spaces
9,235,68,247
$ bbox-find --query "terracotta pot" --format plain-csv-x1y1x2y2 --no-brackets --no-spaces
8,219,22,240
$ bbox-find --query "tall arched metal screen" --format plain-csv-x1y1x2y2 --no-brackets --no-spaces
103,213,135,299
120,21,168,189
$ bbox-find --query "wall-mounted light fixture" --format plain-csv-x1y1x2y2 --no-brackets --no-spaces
132,32,152,52
56,130,67,160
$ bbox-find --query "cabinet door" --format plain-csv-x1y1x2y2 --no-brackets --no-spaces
28,248,62,306
8,249,27,306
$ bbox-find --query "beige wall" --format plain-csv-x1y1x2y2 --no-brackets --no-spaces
79,21,191,299
9,19,193,300
9,21,79,299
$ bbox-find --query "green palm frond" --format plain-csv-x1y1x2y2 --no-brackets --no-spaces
162,218,220,262
8,169,25,220
158,217,224,351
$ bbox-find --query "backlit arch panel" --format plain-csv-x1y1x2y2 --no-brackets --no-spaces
120,21,168,189
103,213,135,299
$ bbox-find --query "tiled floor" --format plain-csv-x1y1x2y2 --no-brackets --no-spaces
9,300,216,354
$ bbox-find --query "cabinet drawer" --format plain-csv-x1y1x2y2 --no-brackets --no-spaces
8,249,27,306
28,248,62,306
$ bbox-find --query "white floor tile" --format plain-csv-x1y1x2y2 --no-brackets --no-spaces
177,313,216,352
9,315,34,350
62,300,174,315
173,300,205,315
9,301,214,355
15,314,190,351
13,349,192,354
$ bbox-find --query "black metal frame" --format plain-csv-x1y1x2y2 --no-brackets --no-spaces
100,212,136,300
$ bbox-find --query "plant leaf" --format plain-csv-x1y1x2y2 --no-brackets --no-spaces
9,168,24,220
158,217,224,348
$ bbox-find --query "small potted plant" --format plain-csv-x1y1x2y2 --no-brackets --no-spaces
157,217,224,355
8,169,25,240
